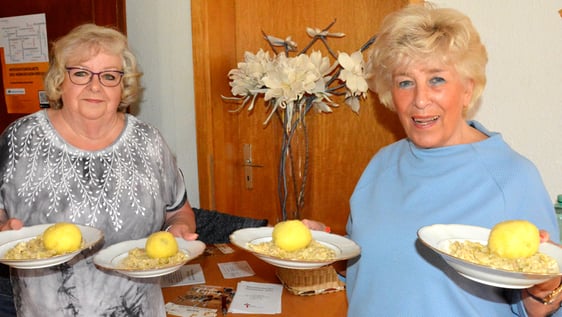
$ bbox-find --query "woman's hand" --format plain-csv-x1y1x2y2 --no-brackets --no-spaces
302,219,331,232
523,277,562,317
0,209,23,231
522,230,562,317
0,219,23,231
164,202,199,241
166,224,198,241
539,230,552,244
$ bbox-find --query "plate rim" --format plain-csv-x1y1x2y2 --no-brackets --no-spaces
417,223,562,288
0,223,104,269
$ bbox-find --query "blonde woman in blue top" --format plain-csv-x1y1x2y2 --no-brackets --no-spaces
346,4,561,317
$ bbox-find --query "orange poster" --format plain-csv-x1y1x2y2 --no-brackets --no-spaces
1,48,49,113
0,13,49,114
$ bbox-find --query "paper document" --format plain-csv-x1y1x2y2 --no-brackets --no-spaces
229,281,283,314
214,243,235,254
0,13,50,113
218,261,255,279
165,302,216,317
0,13,49,63
166,285,235,316
160,264,205,287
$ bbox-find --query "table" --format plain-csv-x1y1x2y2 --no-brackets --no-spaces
161,245,348,317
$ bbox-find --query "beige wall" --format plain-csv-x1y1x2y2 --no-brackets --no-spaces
126,0,199,207
126,0,562,207
434,0,562,202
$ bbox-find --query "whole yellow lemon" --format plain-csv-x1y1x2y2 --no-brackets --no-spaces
488,220,540,259
42,223,83,254
145,231,178,259
272,220,312,251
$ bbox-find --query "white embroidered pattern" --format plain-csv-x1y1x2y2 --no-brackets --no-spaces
3,114,162,231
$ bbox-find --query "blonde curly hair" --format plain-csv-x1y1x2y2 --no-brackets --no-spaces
366,4,487,111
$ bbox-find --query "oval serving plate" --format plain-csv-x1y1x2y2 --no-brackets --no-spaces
418,224,562,289
0,224,103,269
93,238,205,278
230,227,360,270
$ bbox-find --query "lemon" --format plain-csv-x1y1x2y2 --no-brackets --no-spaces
272,220,312,251
488,220,540,259
42,222,83,254
145,231,178,259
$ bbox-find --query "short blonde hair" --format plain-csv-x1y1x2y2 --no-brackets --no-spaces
44,23,142,111
366,4,487,110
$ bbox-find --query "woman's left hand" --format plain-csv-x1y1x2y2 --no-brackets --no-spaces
302,219,331,232
166,224,198,241
523,278,562,317
522,230,562,317
164,201,198,240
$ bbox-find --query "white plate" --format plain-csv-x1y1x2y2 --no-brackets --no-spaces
0,224,103,269
93,238,205,278
229,227,361,270
418,224,562,289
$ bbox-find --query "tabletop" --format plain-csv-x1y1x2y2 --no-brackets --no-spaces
161,244,348,317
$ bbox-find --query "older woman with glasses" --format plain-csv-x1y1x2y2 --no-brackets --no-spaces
0,24,197,316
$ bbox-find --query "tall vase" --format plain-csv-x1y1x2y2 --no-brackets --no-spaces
278,104,310,221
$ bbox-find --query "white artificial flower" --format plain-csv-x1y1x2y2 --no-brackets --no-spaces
306,51,339,113
266,35,298,52
306,27,345,38
228,49,273,97
262,53,320,105
308,50,333,76
345,94,361,113
338,51,368,98
223,27,371,123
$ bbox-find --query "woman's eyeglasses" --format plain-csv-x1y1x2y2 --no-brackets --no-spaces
65,67,124,87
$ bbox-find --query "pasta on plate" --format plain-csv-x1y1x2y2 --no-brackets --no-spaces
4,236,83,260
449,240,558,274
119,248,187,269
248,240,336,261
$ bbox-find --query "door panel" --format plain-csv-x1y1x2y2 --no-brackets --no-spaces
192,0,415,233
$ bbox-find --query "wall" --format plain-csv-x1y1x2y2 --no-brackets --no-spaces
434,0,562,202
125,0,199,207
126,0,562,207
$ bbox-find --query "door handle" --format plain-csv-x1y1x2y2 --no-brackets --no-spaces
243,144,263,189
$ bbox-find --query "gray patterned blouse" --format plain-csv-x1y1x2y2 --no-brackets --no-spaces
0,110,187,316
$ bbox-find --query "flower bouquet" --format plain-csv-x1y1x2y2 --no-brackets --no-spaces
222,20,375,220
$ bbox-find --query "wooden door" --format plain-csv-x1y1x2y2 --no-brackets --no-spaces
0,0,126,133
192,0,415,234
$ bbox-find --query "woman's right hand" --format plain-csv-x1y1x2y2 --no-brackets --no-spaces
0,209,23,231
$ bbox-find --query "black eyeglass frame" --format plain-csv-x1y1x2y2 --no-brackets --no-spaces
65,67,125,87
